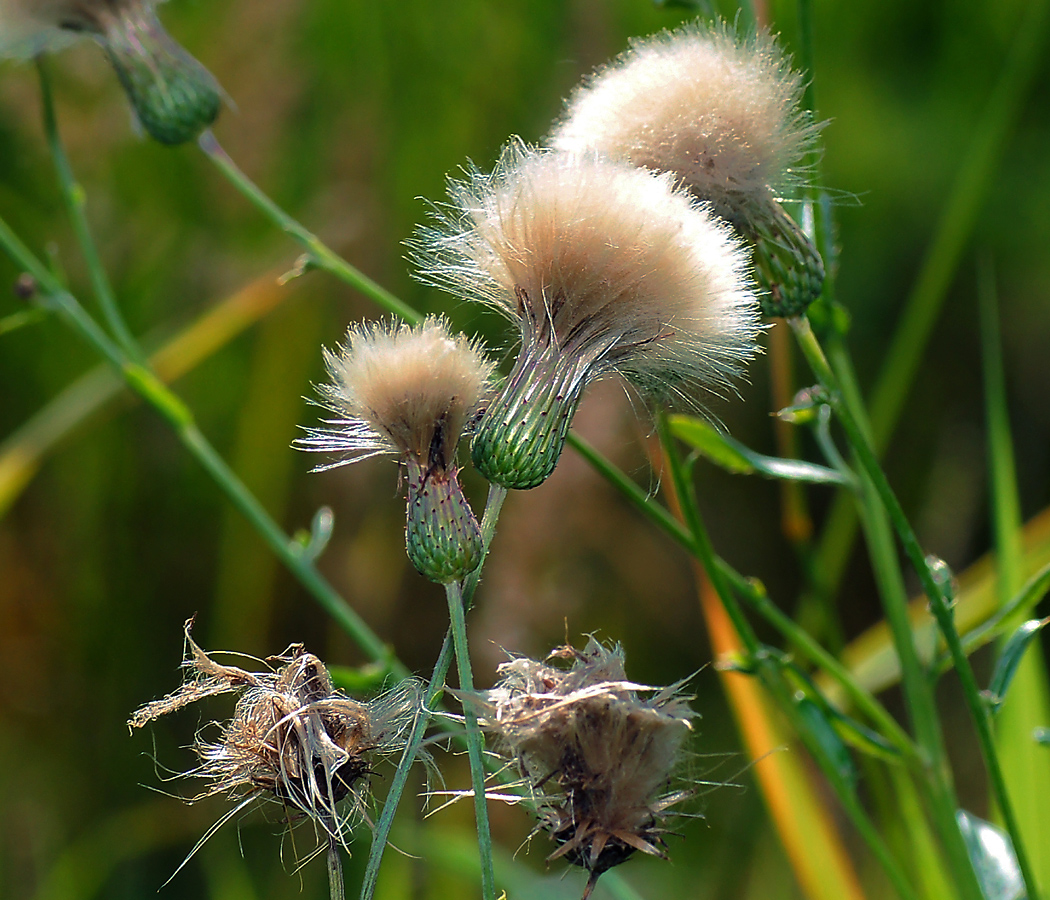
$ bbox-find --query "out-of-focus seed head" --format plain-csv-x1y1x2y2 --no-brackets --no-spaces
473,638,696,897
129,620,422,875
549,21,824,317
296,317,494,583
411,141,761,490
0,0,220,145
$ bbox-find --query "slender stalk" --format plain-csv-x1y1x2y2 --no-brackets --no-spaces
362,484,507,899
927,588,1041,898
729,571,917,760
445,580,496,900
0,211,406,678
789,314,986,900
462,483,508,610
360,630,454,900
37,59,143,364
197,131,421,325
327,835,346,900
658,415,916,900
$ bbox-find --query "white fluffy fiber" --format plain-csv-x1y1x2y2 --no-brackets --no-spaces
298,317,495,468
549,21,818,218
413,140,762,400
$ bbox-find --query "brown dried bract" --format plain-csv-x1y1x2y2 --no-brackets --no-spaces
475,638,695,899
130,619,421,859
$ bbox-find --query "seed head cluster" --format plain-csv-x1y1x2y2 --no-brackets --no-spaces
549,21,818,225
298,316,495,474
549,21,824,317
412,140,761,489
129,621,421,856
476,639,695,897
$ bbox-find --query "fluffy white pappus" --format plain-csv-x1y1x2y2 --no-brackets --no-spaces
0,0,160,58
548,21,819,221
296,317,496,470
412,141,762,402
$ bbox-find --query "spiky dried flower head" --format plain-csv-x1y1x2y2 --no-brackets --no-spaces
296,316,495,583
473,638,695,898
411,141,761,490
0,0,220,145
129,620,422,875
549,20,824,317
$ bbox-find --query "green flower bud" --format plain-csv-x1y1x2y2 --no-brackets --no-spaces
404,458,484,584
103,4,220,145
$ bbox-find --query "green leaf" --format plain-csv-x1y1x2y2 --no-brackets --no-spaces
986,618,1050,716
668,415,848,485
956,810,1026,900
795,696,856,789
328,663,391,694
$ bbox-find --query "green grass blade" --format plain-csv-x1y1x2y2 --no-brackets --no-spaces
981,258,1050,897
815,0,1050,596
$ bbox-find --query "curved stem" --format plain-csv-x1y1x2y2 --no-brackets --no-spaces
445,580,496,900
197,131,421,325
0,211,405,678
37,58,143,364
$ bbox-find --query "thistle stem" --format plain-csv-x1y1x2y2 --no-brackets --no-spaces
197,131,421,325
445,579,496,900
37,59,143,364
789,314,988,900
0,211,406,680
327,835,346,900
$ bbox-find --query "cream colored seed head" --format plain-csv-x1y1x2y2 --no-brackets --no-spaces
549,21,818,221
301,317,495,469
413,141,762,400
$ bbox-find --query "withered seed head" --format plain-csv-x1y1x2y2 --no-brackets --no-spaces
129,620,421,873
474,638,695,896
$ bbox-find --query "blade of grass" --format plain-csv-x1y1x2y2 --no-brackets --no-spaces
0,270,300,519
980,258,1050,896
814,0,1050,597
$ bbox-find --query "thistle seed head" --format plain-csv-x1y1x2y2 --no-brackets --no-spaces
298,316,495,473
0,0,221,145
129,620,423,868
549,20,825,317
296,317,492,583
474,638,696,894
412,141,761,489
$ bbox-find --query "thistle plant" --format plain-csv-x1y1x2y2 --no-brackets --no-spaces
549,21,824,317
2,4,1048,900
412,141,762,489
130,620,422,895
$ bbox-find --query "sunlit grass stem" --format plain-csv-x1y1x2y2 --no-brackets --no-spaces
197,131,422,325
0,212,407,680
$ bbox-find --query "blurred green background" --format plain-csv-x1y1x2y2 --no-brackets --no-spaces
1,0,1049,897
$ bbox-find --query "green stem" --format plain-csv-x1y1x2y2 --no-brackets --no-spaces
729,570,917,760
790,314,985,900
927,589,1042,899
37,58,143,364
327,835,346,900
361,483,507,898
657,414,919,900
360,629,455,900
0,211,405,678
197,131,421,325
462,483,507,610
445,580,496,900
